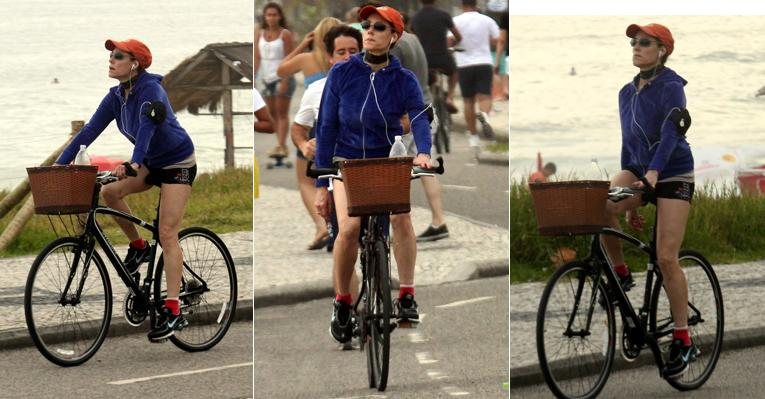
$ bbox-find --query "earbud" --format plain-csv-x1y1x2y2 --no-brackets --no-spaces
131,63,138,70
659,49,665,56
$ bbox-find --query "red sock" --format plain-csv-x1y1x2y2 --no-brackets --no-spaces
614,264,630,278
335,294,352,305
673,328,691,346
399,286,415,298
164,298,180,316
130,238,147,249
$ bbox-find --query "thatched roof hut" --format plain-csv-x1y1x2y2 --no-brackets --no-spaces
163,42,252,114
162,42,252,167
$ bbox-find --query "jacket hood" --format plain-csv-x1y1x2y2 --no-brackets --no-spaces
349,52,403,71
632,67,686,88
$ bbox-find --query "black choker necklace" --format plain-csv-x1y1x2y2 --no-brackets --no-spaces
639,65,664,80
364,51,388,65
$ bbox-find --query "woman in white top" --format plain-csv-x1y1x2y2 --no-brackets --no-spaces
254,2,295,158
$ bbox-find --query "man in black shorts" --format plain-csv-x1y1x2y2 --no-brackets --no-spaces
410,0,462,114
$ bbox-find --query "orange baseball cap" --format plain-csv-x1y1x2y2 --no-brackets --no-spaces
358,5,404,35
626,23,674,56
105,38,152,69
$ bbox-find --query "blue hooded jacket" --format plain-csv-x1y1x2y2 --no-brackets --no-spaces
56,72,194,168
314,53,432,187
618,67,693,179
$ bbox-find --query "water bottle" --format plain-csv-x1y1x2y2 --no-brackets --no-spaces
389,135,407,158
74,145,91,165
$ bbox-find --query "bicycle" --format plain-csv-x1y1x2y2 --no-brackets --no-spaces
24,164,238,367
532,180,723,399
308,156,444,391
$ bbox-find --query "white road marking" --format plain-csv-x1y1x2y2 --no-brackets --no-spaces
443,386,471,396
435,296,495,309
107,362,253,385
330,395,386,399
441,184,477,191
416,352,438,365
427,370,450,380
408,332,428,343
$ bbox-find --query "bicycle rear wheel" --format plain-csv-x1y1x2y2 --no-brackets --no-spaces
434,99,451,154
365,239,391,391
650,249,723,390
156,227,237,351
24,237,112,366
537,260,615,399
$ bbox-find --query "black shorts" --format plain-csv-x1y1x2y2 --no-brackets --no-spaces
457,64,493,98
654,181,694,203
145,164,197,187
426,53,457,76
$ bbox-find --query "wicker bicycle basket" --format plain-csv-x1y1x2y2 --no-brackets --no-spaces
340,157,413,217
26,165,98,215
529,180,610,236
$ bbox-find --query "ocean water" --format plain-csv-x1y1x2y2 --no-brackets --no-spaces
0,0,253,190
510,16,765,187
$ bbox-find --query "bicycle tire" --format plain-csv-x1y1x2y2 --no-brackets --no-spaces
537,260,616,399
155,227,238,351
650,249,723,391
24,237,112,367
366,239,391,391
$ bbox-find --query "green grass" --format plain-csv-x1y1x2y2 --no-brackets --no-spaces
485,141,509,153
511,181,765,283
0,167,253,257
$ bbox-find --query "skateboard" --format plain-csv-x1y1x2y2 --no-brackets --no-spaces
266,153,292,169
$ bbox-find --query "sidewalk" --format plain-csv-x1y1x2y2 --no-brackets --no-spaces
254,184,508,308
0,231,253,349
510,260,765,387
449,96,509,166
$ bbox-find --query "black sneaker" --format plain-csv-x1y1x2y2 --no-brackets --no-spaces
664,339,700,379
124,244,151,274
148,307,188,342
417,224,449,242
619,272,636,292
394,293,419,322
330,299,354,344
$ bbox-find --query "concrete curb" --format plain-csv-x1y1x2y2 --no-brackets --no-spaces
254,258,509,309
0,299,253,352
509,326,759,389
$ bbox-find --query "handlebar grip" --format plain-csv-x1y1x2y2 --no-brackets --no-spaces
413,156,445,175
122,162,138,177
305,160,338,179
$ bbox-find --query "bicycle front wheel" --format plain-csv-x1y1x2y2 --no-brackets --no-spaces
537,260,615,399
24,237,112,367
156,227,238,351
365,239,391,391
650,249,723,391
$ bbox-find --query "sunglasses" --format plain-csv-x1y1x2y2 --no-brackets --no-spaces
110,50,134,61
361,20,390,32
630,38,660,48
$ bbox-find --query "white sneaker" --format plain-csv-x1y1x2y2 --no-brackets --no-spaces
468,134,481,148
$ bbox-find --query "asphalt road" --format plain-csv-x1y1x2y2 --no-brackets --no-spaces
255,129,509,229
0,321,253,398
254,276,509,398
510,343,765,398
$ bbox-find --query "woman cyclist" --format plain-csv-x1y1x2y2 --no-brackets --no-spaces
602,23,697,378
55,39,195,342
314,5,433,344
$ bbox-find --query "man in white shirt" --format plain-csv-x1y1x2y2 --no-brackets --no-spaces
290,25,363,252
450,0,500,149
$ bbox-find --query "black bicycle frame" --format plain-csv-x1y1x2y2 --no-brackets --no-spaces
353,214,388,319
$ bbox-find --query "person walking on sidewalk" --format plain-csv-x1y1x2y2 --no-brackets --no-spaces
314,5,433,344
255,2,296,159
290,25,362,250
450,0,500,150
602,23,697,378
392,14,450,242
410,0,461,114
54,38,196,341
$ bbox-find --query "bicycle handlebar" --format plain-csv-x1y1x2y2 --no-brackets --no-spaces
306,157,445,180
608,177,656,203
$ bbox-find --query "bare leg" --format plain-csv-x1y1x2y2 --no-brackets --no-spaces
463,96,477,135
101,167,152,242
420,176,445,227
390,213,416,286
295,158,328,243
331,181,361,296
476,93,493,114
158,183,192,298
446,71,458,105
601,170,643,266
656,198,691,330
274,95,292,150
